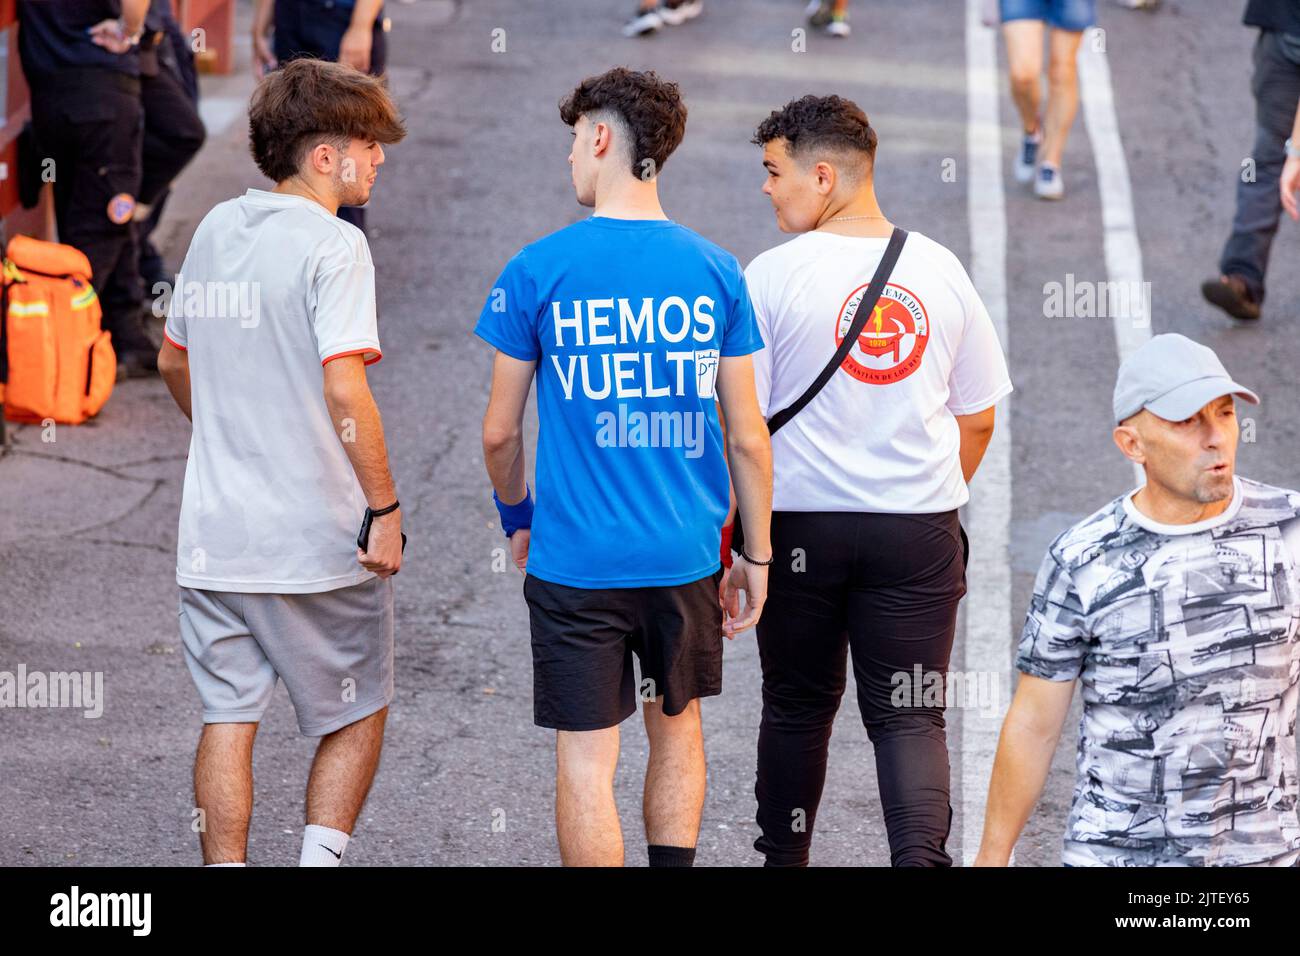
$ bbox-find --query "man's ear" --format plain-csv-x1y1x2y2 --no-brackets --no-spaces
591,121,610,159
814,160,836,195
308,141,335,176
1112,423,1145,465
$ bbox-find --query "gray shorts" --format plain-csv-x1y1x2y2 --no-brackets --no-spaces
178,575,394,736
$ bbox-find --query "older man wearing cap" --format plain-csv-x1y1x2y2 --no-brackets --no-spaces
975,333,1300,866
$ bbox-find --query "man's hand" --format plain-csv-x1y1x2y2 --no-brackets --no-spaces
509,529,530,572
1282,153,1300,222
253,31,278,77
89,18,134,54
357,507,403,577
719,556,768,638
339,24,373,72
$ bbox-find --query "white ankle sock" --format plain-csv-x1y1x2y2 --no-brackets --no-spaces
204,862,246,867
300,824,350,867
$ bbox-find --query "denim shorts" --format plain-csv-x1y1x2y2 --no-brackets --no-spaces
1000,0,1095,31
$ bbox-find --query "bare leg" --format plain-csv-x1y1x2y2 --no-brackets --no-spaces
556,726,623,865
1003,19,1046,135
194,722,258,864
1041,27,1084,168
642,697,706,848
304,707,388,833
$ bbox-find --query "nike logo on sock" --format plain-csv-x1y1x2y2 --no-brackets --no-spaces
319,844,342,859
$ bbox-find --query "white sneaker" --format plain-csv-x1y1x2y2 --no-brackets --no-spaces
1112,0,1161,8
1034,164,1064,200
623,6,663,36
826,15,850,36
1014,130,1040,184
660,0,703,25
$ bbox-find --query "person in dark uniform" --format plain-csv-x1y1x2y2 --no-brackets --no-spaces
17,0,157,377
138,0,205,302
252,0,387,230
1201,0,1300,321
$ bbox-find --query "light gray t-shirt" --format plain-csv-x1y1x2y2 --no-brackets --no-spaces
165,188,382,593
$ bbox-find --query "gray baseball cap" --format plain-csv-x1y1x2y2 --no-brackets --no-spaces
1113,333,1259,424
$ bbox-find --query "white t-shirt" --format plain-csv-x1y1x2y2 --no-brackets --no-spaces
164,188,382,593
745,230,1012,513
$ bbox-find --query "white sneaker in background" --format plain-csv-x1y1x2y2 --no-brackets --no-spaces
623,5,663,36
1014,130,1041,184
660,0,704,25
1034,164,1065,200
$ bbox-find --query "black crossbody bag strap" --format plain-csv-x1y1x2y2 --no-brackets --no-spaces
764,226,908,436
728,227,906,556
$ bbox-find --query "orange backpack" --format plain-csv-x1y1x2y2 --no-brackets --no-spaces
1,234,115,425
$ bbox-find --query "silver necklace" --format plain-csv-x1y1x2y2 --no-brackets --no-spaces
825,214,888,223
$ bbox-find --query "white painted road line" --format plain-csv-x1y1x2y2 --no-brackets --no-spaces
1078,32,1150,485
961,0,1014,867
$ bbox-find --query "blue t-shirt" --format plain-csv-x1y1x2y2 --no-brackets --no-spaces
474,216,763,589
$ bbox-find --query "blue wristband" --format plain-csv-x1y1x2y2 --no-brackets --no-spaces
493,485,534,537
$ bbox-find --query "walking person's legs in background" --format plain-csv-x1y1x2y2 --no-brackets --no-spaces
1205,31,1300,320
1041,26,1085,171
1003,15,1046,180
753,512,853,867
849,512,967,867
1003,0,1092,197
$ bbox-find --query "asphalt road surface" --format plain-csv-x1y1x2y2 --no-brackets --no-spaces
0,0,1296,866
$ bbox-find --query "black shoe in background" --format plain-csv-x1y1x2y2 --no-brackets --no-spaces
1201,274,1261,321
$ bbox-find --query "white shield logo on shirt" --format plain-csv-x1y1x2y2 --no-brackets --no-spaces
694,349,720,398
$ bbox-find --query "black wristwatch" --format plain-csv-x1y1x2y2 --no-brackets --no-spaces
357,500,407,554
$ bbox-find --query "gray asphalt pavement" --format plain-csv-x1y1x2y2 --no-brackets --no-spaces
0,0,1295,866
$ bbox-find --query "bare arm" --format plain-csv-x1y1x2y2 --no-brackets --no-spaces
482,351,536,571
973,673,1076,865
122,0,148,33
715,354,773,637
1281,96,1300,221
323,355,402,576
158,340,191,421
252,0,277,76
339,0,384,72
956,405,996,483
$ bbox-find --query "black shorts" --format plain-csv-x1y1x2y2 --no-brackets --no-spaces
522,569,725,731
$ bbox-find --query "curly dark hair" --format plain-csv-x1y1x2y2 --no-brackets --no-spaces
751,94,877,168
559,68,687,179
249,58,406,183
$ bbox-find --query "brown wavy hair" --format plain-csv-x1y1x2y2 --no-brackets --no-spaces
559,67,687,178
752,94,877,167
249,58,407,183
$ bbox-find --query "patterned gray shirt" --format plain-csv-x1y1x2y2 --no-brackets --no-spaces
1017,476,1300,866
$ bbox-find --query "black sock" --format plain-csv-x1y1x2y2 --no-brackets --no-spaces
648,844,696,868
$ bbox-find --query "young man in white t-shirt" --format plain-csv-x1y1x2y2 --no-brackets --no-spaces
156,59,406,867
737,94,1013,866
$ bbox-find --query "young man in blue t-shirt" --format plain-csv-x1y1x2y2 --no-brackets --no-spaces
475,67,773,867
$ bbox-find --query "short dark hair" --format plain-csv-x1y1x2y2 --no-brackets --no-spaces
559,67,687,178
248,58,407,183
751,94,877,169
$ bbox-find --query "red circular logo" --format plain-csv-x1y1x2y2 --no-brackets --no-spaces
833,281,929,384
